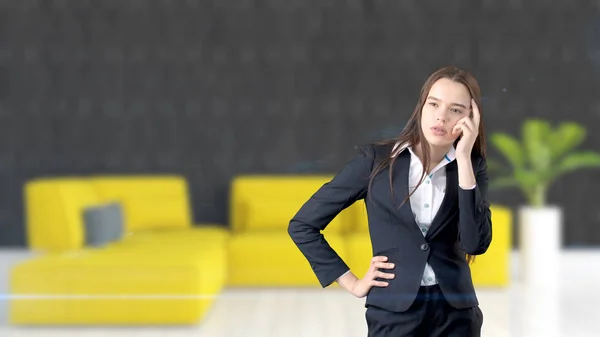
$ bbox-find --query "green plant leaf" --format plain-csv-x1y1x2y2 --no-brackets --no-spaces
490,133,526,169
488,119,600,207
513,169,543,205
522,119,552,173
514,169,541,190
555,151,600,176
549,122,585,161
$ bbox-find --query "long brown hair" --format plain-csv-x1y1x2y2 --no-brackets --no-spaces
367,66,486,264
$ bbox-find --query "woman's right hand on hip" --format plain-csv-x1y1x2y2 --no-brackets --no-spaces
352,256,395,298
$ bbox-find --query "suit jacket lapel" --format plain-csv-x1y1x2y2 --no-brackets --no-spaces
392,151,422,235
426,161,458,239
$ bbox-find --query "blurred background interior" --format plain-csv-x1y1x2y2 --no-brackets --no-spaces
1,0,600,336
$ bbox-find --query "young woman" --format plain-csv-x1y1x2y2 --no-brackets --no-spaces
288,66,491,337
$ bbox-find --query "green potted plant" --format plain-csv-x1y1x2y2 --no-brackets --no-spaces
488,119,600,286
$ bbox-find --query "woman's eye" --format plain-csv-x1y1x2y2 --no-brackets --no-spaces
451,108,462,113
429,102,438,107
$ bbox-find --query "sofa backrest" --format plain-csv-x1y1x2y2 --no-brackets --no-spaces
90,175,192,232
24,175,193,252
230,175,364,234
25,178,100,251
228,175,513,238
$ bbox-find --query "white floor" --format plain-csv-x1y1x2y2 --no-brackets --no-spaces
0,249,598,337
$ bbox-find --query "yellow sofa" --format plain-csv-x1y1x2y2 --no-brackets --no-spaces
228,175,512,288
11,173,512,326
10,176,229,325
227,176,361,286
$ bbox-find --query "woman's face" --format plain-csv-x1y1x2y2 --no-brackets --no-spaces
420,78,472,148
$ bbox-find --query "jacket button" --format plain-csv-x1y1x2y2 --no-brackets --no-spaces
478,206,483,212
420,243,429,251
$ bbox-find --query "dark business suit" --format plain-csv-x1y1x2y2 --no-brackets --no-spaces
288,143,492,336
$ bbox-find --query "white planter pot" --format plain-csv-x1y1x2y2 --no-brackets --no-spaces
518,206,562,287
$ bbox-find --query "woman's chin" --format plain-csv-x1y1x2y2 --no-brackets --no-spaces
424,134,455,148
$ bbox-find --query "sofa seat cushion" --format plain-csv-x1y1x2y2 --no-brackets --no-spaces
227,232,347,287
119,225,230,249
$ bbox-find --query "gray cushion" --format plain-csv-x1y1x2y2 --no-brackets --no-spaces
83,202,124,247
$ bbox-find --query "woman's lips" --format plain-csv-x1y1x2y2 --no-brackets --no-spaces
430,126,447,136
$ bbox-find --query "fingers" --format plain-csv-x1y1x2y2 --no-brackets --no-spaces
371,280,390,287
371,256,388,263
374,270,395,279
368,271,394,287
471,98,481,126
462,117,476,132
371,256,394,271
368,256,395,287
452,122,462,135
354,257,396,297
372,261,395,270
452,117,468,135
453,117,477,135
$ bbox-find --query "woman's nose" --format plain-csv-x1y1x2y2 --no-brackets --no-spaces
436,112,448,123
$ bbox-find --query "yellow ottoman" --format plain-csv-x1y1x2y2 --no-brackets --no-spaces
9,254,71,324
10,244,226,325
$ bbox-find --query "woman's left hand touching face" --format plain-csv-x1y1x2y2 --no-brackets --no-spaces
453,99,480,160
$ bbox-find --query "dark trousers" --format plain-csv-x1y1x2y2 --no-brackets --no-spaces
365,285,483,337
